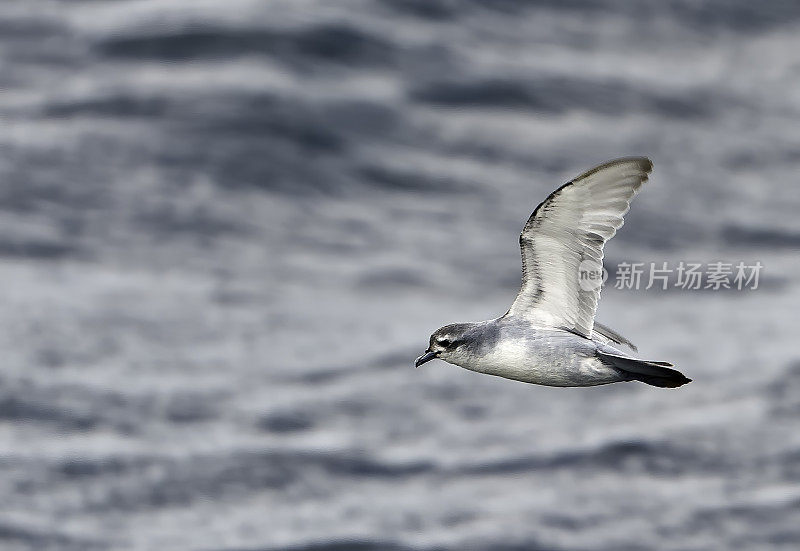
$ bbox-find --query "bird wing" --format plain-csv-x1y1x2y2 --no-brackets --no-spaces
505,157,652,338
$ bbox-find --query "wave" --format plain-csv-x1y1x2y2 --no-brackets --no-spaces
0,380,221,432
213,540,436,551
44,96,168,119
722,224,800,249
257,412,315,434
0,238,80,260
0,521,99,551
411,77,723,119
381,0,800,33
454,439,725,477
53,449,434,512
96,24,395,66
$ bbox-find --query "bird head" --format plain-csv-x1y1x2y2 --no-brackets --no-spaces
414,323,471,367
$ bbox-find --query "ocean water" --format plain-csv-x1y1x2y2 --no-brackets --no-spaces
2,1,800,550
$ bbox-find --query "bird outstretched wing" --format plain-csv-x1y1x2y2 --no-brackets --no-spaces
505,157,652,338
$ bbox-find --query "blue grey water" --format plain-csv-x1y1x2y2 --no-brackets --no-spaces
1,1,800,550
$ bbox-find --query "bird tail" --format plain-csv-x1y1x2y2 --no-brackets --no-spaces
597,351,691,388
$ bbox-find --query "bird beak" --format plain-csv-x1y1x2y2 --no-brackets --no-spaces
415,350,438,368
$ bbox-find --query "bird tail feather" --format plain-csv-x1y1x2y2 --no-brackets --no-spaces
597,351,691,388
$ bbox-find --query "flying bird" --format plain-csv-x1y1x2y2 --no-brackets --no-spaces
415,158,691,388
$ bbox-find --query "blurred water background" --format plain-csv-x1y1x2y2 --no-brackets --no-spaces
2,1,800,550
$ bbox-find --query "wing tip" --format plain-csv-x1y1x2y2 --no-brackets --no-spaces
610,156,653,171
576,157,653,182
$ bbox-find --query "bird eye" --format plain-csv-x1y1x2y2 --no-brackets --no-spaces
437,337,451,347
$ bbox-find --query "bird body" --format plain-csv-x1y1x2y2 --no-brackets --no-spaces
415,158,691,389
428,319,629,387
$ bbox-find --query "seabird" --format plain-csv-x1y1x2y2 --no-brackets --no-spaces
415,158,691,388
